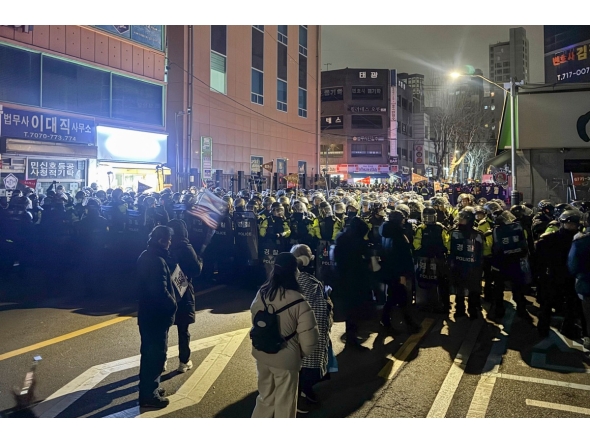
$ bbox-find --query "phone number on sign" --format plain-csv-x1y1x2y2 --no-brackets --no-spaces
556,67,590,81
23,132,78,142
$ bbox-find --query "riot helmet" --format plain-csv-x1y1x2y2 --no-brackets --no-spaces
423,207,437,224
495,210,517,225
559,209,582,225
319,201,333,218
458,206,476,226
554,203,574,220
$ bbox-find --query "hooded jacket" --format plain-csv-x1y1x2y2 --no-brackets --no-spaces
136,244,178,328
167,219,203,325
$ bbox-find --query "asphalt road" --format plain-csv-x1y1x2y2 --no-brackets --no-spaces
1,263,589,419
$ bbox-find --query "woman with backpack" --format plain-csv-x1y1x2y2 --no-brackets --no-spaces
250,252,319,418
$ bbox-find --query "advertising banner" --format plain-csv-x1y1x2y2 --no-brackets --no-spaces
201,137,213,180
95,25,164,51
276,158,287,179
27,158,85,180
250,156,263,175
298,160,307,175
0,106,96,145
19,179,37,188
414,145,424,166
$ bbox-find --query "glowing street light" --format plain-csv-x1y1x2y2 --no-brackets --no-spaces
450,71,519,205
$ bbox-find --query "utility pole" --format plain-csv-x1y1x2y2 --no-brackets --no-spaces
323,63,332,71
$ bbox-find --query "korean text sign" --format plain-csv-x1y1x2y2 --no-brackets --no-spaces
27,158,85,180
0,106,95,145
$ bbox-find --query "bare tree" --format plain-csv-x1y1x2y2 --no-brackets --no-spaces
424,74,492,181
465,143,494,180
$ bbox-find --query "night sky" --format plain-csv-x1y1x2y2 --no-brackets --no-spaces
321,25,544,84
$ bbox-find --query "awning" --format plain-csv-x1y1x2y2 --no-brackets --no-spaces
349,172,391,179
484,149,511,172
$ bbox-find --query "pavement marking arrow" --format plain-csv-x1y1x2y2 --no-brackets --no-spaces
378,318,435,380
33,327,250,418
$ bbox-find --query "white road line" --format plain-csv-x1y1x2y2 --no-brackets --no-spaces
378,318,435,380
466,307,516,418
526,399,590,416
495,373,590,391
34,327,250,418
427,318,484,418
194,285,227,297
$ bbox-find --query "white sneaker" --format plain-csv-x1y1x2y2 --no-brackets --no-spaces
178,360,193,373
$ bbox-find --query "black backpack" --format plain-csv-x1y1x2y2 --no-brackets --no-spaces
250,296,304,354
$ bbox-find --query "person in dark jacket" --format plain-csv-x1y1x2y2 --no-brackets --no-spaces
379,210,420,333
332,217,372,347
568,232,590,349
166,219,203,373
136,226,178,409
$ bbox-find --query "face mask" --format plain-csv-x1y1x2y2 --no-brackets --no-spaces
293,213,303,221
347,211,358,218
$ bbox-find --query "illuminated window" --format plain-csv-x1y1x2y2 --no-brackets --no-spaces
210,26,227,95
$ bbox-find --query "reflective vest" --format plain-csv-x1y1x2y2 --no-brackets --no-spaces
417,223,446,257
319,217,336,241
492,222,528,258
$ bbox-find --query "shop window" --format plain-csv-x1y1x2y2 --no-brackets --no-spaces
112,74,163,125
351,144,382,157
0,44,40,107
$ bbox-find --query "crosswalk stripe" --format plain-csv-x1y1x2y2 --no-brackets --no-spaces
526,399,590,416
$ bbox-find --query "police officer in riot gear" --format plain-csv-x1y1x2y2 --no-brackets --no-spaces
536,209,585,338
532,200,554,240
544,203,574,235
447,207,485,319
413,207,450,311
487,210,531,321
431,197,453,227
289,200,314,248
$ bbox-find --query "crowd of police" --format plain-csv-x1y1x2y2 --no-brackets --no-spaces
1,179,590,348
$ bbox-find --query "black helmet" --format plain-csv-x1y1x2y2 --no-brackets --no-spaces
510,204,532,219
458,206,476,225
570,201,590,213
538,199,554,215
554,203,574,219
395,203,410,218
495,210,517,225
423,207,437,224
559,209,582,224
388,209,406,226
484,201,503,216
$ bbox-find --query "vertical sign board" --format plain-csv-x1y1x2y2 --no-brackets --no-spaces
276,158,287,181
250,156,263,176
201,137,213,180
298,161,307,175
389,69,398,160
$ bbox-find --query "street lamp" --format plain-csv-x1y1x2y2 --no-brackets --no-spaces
450,71,519,205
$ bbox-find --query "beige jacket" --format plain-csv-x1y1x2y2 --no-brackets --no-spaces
250,288,319,371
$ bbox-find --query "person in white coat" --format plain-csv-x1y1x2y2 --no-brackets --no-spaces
250,252,319,418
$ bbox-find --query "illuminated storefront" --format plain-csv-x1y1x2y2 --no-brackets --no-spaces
94,126,169,192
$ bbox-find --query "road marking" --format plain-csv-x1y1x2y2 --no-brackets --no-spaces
526,399,590,416
495,373,590,391
466,305,516,418
427,318,484,418
0,285,226,363
0,316,133,362
378,318,435,380
34,327,250,418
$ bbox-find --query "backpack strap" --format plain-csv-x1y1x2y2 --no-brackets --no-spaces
275,298,305,343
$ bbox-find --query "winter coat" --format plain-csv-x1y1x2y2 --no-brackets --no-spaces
379,222,415,280
297,272,332,376
136,244,178,328
568,233,590,296
168,219,203,326
250,288,319,372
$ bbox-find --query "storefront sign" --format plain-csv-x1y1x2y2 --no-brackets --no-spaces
493,170,509,186
545,42,590,84
97,126,167,163
250,156,263,175
321,115,344,130
298,161,307,175
358,71,379,79
389,70,398,160
276,158,287,178
19,179,37,188
321,87,343,102
94,25,164,52
572,173,590,186
414,145,424,165
330,164,390,173
352,135,385,142
0,106,96,145
27,158,84,180
349,106,386,113
201,137,213,180
351,86,383,100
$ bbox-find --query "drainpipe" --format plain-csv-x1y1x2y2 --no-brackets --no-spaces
187,25,194,189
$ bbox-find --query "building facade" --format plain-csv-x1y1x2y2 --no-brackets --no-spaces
0,25,168,196
166,25,320,191
489,27,529,85
319,68,417,183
